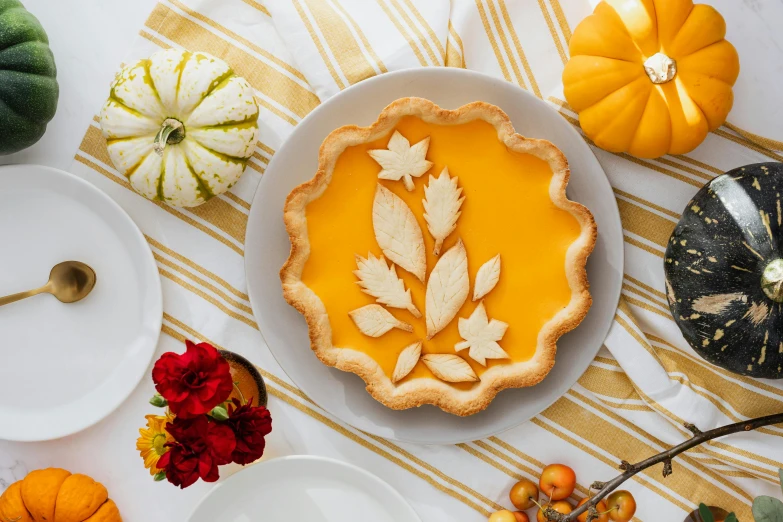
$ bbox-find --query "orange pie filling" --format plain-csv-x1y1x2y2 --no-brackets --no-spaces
300,116,582,384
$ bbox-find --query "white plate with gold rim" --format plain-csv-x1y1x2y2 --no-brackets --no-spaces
245,68,623,444
0,165,161,441
189,455,421,522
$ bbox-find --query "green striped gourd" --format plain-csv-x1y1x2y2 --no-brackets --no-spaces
99,49,259,207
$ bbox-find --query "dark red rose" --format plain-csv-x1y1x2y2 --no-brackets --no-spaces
152,340,233,418
226,400,273,465
157,444,200,489
158,416,236,488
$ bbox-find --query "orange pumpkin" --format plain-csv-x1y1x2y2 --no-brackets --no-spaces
0,469,121,522
563,0,740,158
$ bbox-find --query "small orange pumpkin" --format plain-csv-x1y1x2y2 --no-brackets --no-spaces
563,0,740,158
0,468,121,522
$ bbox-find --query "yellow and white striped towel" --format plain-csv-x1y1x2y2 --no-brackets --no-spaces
68,0,783,520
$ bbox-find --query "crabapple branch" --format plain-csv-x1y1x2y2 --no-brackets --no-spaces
545,412,783,522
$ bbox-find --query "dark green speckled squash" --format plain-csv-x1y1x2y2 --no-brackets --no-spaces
664,162,783,378
0,0,58,155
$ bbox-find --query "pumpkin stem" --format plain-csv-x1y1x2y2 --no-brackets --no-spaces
762,259,783,303
644,53,677,84
153,118,185,156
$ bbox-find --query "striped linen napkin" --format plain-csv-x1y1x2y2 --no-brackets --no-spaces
68,0,783,520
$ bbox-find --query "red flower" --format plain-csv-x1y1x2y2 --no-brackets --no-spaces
158,416,236,488
152,340,233,418
226,399,273,465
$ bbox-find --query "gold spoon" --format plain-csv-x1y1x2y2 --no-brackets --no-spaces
0,261,97,307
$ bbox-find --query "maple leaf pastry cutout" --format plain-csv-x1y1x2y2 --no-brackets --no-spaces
368,131,433,191
455,302,509,366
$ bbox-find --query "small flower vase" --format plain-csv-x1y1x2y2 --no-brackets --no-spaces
218,350,268,407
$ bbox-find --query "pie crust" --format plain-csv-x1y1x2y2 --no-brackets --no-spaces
280,98,597,416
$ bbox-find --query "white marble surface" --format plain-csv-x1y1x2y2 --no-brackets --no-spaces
721,0,783,142
1,1,781,521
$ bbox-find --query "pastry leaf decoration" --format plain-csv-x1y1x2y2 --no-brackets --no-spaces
455,301,509,366
350,131,513,386
473,254,501,301
349,304,413,337
354,253,421,318
423,167,465,255
421,354,478,382
425,239,469,339
368,131,433,191
392,341,422,383
372,184,427,282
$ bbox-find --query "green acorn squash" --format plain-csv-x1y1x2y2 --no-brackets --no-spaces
0,0,58,155
664,162,783,378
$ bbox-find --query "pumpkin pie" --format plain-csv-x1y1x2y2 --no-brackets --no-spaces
281,98,597,416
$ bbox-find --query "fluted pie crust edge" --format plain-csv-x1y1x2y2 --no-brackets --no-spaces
280,98,597,416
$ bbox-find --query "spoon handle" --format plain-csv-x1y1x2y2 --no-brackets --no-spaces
0,285,49,307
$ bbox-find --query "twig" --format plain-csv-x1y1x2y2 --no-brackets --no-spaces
546,412,783,522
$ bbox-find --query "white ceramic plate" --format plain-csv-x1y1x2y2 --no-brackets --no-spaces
189,455,421,522
0,165,161,441
245,69,623,444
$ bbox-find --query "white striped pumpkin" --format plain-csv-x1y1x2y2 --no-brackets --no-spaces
99,49,259,207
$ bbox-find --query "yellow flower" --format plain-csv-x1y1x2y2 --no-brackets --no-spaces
137,414,174,475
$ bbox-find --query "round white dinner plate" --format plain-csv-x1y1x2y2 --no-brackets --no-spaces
245,68,623,444
0,165,161,441
188,455,421,522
